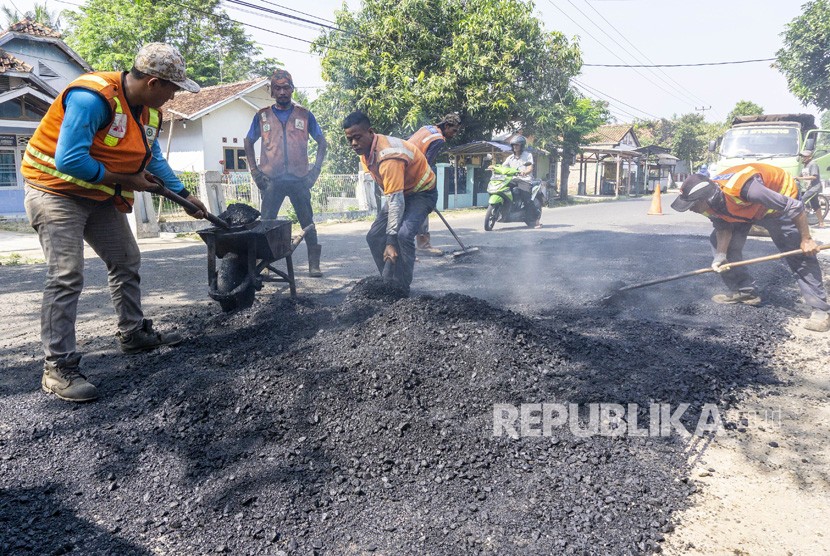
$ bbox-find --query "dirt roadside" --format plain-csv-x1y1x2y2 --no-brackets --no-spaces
664,321,830,556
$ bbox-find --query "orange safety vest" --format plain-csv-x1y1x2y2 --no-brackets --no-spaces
708,163,799,223
361,134,436,196
257,103,310,178
21,71,161,213
408,125,445,161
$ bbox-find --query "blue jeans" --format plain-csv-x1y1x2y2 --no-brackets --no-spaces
367,189,437,290
710,215,830,311
260,177,318,246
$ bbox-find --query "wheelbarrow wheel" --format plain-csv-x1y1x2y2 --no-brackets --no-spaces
216,253,255,312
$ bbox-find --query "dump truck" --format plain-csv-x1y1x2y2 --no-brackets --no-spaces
708,113,830,178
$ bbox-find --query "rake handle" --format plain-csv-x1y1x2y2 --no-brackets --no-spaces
617,243,830,293
433,208,468,250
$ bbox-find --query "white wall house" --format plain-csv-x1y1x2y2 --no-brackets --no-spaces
159,78,272,176
0,19,91,215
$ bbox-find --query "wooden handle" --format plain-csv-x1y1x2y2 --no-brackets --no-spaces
618,243,830,293
150,179,230,229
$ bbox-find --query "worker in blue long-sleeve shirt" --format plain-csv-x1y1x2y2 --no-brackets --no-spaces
22,43,207,403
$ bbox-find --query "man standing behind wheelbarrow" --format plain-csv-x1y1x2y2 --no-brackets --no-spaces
343,111,437,295
21,43,208,402
408,113,462,256
671,162,830,332
243,69,327,277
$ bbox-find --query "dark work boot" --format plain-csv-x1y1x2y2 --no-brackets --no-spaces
118,319,182,354
42,355,98,402
308,244,322,277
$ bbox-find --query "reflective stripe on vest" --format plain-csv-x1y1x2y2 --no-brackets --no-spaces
23,144,134,200
103,99,159,148
411,167,435,192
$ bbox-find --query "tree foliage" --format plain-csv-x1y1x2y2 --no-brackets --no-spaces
777,0,830,109
311,0,605,173
671,113,723,171
62,0,279,87
726,100,764,124
1,2,63,29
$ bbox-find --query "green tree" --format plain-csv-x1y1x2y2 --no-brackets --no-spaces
311,0,595,173
2,2,63,30
821,111,830,129
726,100,764,124
62,0,279,86
672,113,709,171
777,0,830,109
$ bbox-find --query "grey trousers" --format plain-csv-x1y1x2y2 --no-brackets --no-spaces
24,186,144,365
710,215,830,312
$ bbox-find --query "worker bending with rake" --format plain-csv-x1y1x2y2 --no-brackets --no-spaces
343,111,437,295
672,162,830,332
408,113,462,255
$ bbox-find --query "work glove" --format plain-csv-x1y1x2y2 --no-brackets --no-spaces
305,163,322,190
251,168,271,190
711,252,728,273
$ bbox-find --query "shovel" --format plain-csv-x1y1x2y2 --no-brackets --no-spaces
601,243,830,304
433,208,480,259
146,175,231,229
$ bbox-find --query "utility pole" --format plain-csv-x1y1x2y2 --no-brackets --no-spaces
695,106,711,116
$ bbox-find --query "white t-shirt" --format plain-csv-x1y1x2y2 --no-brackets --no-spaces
504,151,534,172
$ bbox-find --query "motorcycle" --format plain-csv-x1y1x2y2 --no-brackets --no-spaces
484,163,547,231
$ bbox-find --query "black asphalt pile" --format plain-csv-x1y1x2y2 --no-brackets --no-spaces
219,203,261,226
347,276,410,303
0,287,787,555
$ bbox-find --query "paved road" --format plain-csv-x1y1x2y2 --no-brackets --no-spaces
2,193,829,361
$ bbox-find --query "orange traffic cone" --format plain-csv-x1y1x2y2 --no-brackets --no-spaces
647,183,663,215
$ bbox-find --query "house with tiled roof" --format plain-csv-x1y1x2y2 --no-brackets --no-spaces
565,123,642,196
159,78,272,174
0,19,92,215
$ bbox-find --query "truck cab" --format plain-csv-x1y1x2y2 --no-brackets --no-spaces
709,114,830,189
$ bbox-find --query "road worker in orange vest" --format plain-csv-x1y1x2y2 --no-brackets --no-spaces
244,69,328,277
21,43,208,402
672,162,830,332
408,113,462,256
343,111,437,295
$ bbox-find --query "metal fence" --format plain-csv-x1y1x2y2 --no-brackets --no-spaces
155,172,361,221
154,172,202,221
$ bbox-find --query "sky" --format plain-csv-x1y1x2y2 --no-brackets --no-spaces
7,0,818,125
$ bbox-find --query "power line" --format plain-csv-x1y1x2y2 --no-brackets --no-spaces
584,58,776,67
250,0,340,27
573,78,660,120
546,0,695,109
578,0,708,105
562,0,702,107
223,0,348,34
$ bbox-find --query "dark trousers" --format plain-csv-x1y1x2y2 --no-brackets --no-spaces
366,189,438,289
710,215,830,311
260,177,318,246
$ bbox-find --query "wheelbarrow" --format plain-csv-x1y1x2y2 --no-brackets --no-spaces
197,220,313,312
146,177,311,312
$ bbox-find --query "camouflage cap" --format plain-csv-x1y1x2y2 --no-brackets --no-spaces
270,69,294,88
438,113,462,127
134,43,200,93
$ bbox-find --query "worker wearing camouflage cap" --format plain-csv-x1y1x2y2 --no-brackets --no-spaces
22,43,207,402
244,69,327,277
408,113,462,255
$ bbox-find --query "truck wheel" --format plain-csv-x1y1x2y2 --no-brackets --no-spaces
485,205,499,231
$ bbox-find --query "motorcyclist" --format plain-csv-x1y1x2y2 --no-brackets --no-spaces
502,135,541,227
